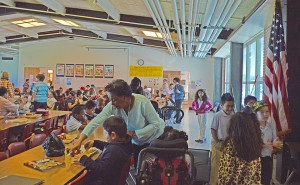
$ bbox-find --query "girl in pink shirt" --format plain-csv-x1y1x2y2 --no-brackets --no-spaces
192,89,213,143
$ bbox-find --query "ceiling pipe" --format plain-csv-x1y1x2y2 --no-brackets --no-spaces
194,0,217,57
171,0,183,56
144,0,175,55
187,0,194,57
190,0,199,57
179,0,186,56
154,0,177,55
200,0,242,57
197,0,227,55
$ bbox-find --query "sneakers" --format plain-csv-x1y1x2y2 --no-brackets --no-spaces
195,139,203,143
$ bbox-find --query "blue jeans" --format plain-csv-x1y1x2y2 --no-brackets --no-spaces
174,99,183,122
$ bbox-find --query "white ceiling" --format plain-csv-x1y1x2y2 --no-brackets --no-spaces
0,0,266,58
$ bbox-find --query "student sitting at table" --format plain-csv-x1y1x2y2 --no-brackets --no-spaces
66,106,88,133
0,87,26,116
85,100,97,121
77,116,133,185
95,98,105,115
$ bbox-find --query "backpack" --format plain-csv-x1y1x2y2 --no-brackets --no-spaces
42,132,65,157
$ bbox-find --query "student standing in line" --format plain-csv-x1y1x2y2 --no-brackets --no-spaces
192,89,213,143
23,79,30,94
31,74,49,111
254,101,282,185
243,95,257,111
159,79,169,98
218,107,263,184
210,93,235,185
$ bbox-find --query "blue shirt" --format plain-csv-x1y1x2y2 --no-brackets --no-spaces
174,84,184,100
81,94,165,145
32,82,49,103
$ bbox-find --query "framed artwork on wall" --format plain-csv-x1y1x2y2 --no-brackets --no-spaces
56,64,65,77
94,64,104,78
75,64,84,77
104,65,114,78
65,64,74,77
85,64,94,78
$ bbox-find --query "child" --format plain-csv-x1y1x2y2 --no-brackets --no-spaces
85,100,97,120
47,91,57,110
254,101,282,185
244,95,257,111
210,93,234,185
218,107,263,184
78,116,133,185
95,98,105,114
192,89,213,143
66,106,88,133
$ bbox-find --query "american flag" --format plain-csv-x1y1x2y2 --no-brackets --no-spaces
263,0,290,131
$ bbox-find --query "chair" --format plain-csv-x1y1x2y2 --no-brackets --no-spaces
0,129,9,152
29,134,47,149
0,152,7,161
7,142,26,157
43,119,54,136
150,100,159,113
68,170,88,185
21,124,35,142
119,158,131,185
283,142,299,185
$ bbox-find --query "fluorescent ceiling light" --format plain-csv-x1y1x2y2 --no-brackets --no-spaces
142,30,162,38
11,18,46,28
52,19,80,27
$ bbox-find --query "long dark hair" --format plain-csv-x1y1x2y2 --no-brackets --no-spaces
194,89,208,102
130,77,143,95
225,109,263,162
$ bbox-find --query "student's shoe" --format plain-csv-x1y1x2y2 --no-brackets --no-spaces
195,139,203,143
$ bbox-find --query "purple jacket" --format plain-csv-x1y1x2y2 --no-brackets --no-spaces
192,99,213,115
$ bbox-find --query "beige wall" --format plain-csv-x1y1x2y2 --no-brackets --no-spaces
18,38,215,101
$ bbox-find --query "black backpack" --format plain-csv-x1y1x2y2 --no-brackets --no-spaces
42,132,65,157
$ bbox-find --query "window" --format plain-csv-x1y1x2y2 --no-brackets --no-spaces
242,35,264,104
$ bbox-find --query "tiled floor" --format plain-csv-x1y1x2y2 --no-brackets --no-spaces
167,107,213,151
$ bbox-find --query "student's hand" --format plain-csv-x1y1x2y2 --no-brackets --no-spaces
84,140,94,150
273,140,283,149
70,141,82,155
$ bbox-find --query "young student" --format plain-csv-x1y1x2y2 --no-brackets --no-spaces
23,79,30,94
66,91,79,111
192,89,213,143
85,100,97,120
218,107,263,184
66,106,88,133
78,116,133,185
47,91,57,110
210,93,235,185
244,95,257,111
95,98,105,115
254,101,282,185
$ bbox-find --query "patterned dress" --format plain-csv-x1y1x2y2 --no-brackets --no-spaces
218,141,261,185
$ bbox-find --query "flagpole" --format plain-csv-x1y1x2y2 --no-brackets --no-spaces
250,74,258,95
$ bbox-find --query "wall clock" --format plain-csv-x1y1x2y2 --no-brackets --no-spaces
137,59,144,66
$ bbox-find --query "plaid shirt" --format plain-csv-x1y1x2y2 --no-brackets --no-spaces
0,79,14,98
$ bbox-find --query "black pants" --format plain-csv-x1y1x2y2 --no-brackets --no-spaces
261,156,272,185
33,101,47,111
133,143,149,168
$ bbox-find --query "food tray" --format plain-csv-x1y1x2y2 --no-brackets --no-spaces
24,159,65,172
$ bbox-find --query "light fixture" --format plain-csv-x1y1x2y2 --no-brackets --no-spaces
142,30,162,38
11,19,46,28
52,19,80,27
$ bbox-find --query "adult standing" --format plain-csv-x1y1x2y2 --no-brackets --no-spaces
71,79,165,167
173,77,184,123
31,74,49,111
0,71,14,98
160,79,169,98
23,79,30,94
130,77,144,95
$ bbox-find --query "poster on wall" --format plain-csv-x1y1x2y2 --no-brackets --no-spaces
94,64,104,78
75,64,84,77
104,65,114,78
85,64,94,78
65,64,74,77
56,64,65,77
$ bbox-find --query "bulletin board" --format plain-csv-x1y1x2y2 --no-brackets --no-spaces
129,66,163,77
